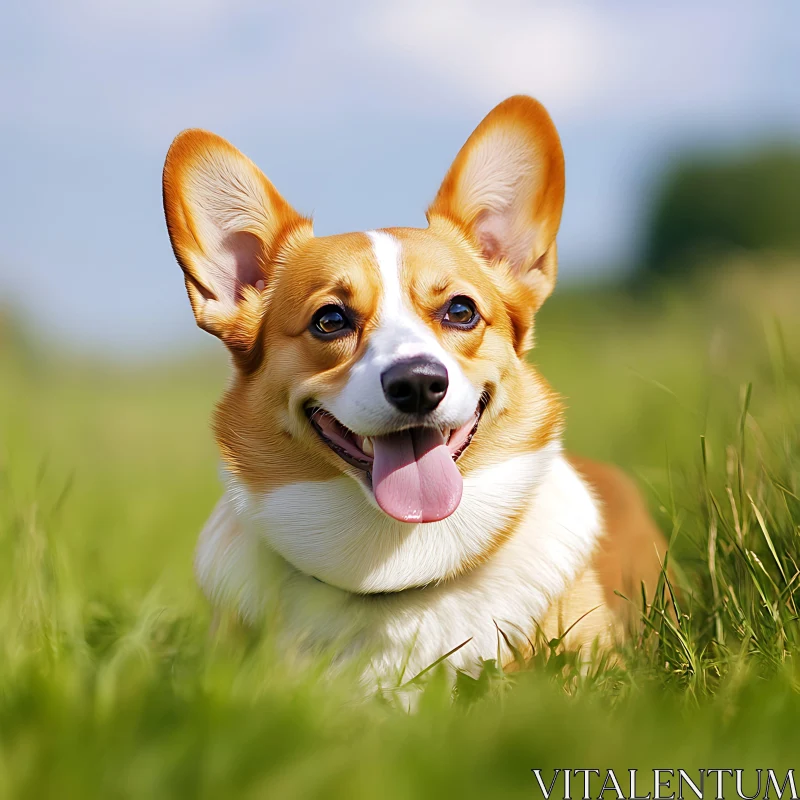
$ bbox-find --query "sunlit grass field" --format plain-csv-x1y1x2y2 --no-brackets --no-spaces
1,258,799,798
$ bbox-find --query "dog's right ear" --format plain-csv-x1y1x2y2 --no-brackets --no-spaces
162,130,310,364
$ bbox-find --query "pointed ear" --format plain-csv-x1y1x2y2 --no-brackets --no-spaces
427,95,565,308
162,129,311,363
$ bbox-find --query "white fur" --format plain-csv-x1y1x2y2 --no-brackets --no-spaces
324,231,480,436
194,496,280,624
225,443,558,593
369,228,404,318
196,454,603,683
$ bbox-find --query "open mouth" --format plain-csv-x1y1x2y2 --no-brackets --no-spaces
305,402,484,524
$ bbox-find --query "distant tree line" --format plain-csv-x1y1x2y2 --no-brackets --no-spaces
640,146,800,281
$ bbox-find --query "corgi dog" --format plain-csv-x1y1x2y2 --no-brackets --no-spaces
162,96,666,684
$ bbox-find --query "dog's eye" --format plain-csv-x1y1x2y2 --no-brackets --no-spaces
311,305,351,337
443,296,479,328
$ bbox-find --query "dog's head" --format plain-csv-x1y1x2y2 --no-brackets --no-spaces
164,96,566,591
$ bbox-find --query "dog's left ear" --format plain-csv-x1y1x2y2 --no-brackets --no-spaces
427,95,565,310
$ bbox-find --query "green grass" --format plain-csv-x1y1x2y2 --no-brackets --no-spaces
1,258,799,798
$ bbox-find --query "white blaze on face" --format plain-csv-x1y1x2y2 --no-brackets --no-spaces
324,230,480,436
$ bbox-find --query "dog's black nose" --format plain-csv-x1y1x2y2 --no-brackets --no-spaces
381,357,449,414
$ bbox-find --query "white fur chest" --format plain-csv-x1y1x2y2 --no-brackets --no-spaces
195,453,602,683
224,442,559,594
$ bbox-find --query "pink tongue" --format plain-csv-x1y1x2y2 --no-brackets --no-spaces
371,427,463,523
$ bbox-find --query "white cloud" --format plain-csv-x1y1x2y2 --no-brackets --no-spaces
358,0,798,125
357,0,613,119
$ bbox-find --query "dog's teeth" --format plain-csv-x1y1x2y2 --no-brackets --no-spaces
362,437,374,457
443,428,451,443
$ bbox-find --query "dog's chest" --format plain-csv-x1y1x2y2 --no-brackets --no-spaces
224,446,558,595
196,455,602,681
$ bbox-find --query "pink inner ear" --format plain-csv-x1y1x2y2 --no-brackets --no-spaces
224,231,265,300
477,228,502,261
475,210,538,273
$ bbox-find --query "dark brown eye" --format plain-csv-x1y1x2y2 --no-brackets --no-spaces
443,296,479,328
311,305,351,337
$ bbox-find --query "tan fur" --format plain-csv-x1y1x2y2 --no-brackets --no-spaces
571,456,668,623
534,567,620,662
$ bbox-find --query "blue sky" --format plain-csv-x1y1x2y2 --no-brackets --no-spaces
1,0,799,353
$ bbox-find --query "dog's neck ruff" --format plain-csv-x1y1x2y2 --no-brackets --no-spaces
195,449,603,681
224,439,561,594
